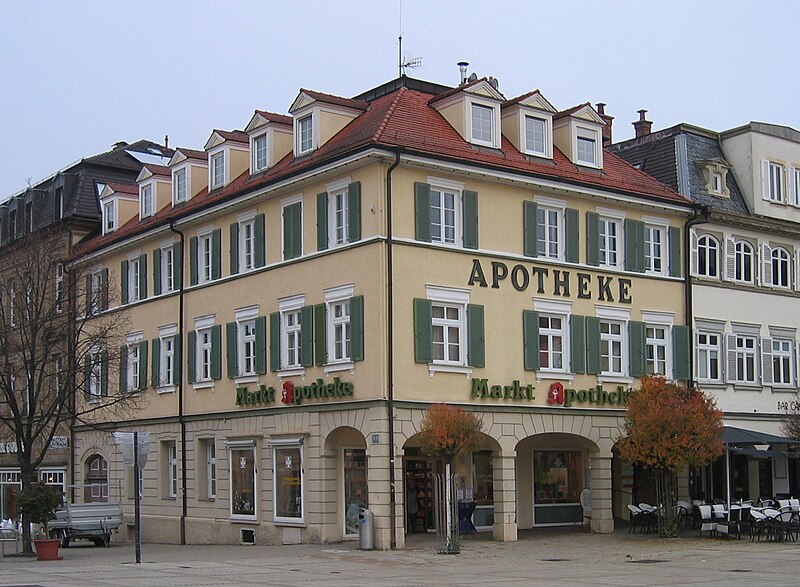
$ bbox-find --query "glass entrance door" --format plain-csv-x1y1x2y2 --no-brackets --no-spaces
532,450,584,525
343,448,368,536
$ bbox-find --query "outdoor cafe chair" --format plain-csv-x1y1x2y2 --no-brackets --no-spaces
711,504,726,521
627,504,644,533
716,505,741,540
698,505,716,538
738,505,751,537
750,509,769,541
776,510,796,542
676,501,691,530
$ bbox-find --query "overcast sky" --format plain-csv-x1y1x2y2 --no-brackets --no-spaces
1,0,797,199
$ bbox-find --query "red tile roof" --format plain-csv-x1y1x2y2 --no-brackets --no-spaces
75,84,688,257
142,163,171,177
298,89,368,111
105,182,137,195
175,148,208,161
502,90,543,108
428,77,496,105
213,129,248,144
254,110,293,126
554,102,593,120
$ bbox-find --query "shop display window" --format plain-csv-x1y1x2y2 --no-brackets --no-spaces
274,445,303,523
343,448,367,535
229,444,256,519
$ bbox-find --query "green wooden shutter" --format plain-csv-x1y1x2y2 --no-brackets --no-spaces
668,226,682,277
300,305,314,367
348,181,361,242
565,208,579,263
255,315,267,374
120,260,129,304
172,243,183,289
226,322,238,378
84,275,92,315
83,354,91,400
467,304,485,367
350,295,364,362
254,213,266,268
151,338,160,388
585,317,601,374
119,345,128,393
625,219,645,273
153,248,162,296
414,182,431,242
173,335,182,385
210,324,222,380
138,254,147,299
229,222,240,275
413,298,433,363
187,331,196,384
570,315,586,374
211,229,221,280
317,192,329,250
523,201,538,257
523,310,540,371
100,350,109,396
269,312,280,372
189,236,198,286
100,268,109,311
586,212,599,266
138,340,148,390
628,321,646,377
462,190,479,250
672,324,691,380
314,303,326,366
284,202,302,260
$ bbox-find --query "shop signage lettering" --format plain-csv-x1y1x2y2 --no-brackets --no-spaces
470,378,535,401
546,381,629,408
467,259,632,304
0,436,68,454
236,377,354,407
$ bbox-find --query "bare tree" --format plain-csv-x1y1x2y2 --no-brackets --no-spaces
781,393,800,441
0,229,132,553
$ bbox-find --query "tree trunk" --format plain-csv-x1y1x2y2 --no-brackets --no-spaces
655,469,677,538
20,467,36,554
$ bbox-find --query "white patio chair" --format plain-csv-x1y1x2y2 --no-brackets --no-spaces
698,505,716,538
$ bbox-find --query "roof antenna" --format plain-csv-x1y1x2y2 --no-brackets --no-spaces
398,0,422,77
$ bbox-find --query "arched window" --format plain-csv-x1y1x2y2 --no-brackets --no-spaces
734,241,754,283
697,235,719,278
771,247,791,288
84,454,108,502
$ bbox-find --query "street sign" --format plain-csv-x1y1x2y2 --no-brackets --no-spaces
113,432,150,468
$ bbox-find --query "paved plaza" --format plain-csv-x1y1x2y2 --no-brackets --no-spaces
0,528,798,587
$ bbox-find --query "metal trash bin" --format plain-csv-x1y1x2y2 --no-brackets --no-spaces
358,508,374,550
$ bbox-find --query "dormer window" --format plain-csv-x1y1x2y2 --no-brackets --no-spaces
140,184,154,218
471,104,494,144
576,128,599,167
711,171,723,192
701,160,730,198
104,200,116,233
297,114,313,154
173,168,187,204
524,115,547,156
210,152,225,189
252,133,268,172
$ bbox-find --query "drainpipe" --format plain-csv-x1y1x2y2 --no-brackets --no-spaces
684,205,709,387
67,227,77,504
169,220,187,545
385,150,401,549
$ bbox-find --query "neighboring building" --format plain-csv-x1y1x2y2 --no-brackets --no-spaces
73,75,694,548
0,140,171,520
611,117,800,502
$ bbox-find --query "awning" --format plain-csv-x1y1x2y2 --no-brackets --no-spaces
722,426,800,447
728,446,800,458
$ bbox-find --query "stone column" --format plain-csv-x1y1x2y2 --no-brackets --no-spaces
492,451,517,542
366,423,404,550
590,454,614,533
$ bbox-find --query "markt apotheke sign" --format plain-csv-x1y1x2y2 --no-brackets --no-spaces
470,379,629,408
467,259,633,303
235,377,354,407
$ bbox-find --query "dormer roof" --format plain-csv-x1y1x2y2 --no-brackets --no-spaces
289,89,368,114
428,77,505,105
502,90,557,113
554,103,605,124
99,182,138,199
136,164,171,182
169,148,208,167
204,130,249,151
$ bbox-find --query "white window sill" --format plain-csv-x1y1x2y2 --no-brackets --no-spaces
470,139,500,149
696,380,725,388
193,381,214,391
235,375,259,385
597,375,633,385
771,386,797,393
273,518,305,527
536,372,574,384
230,515,257,523
324,361,354,374
598,263,622,271
732,383,761,391
277,367,305,378
156,385,176,394
428,364,473,377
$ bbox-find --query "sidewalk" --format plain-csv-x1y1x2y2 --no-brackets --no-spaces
0,527,797,586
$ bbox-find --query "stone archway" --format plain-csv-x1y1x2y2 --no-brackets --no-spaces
321,425,368,542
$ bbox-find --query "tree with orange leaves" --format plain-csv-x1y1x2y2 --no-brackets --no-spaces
617,376,724,537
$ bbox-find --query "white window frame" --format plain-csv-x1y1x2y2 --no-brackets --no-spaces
160,242,175,293
197,228,214,284
172,167,187,204
645,324,670,377
158,323,177,391
428,176,464,247
238,214,256,272
325,284,355,370
128,255,141,302
642,217,668,276
533,299,572,379
465,97,500,148
87,348,103,402
771,338,794,387
206,439,216,499
426,285,469,373
597,208,625,270
271,437,304,525
771,246,791,289
734,240,755,284
524,114,549,158
103,200,116,233
575,126,601,168
55,263,63,313
600,320,625,376
296,113,314,155
140,183,154,219
696,234,720,278
127,342,140,393
734,334,758,384
766,161,785,202
279,294,305,374
166,441,177,499
792,166,800,206
210,151,226,190
534,196,565,260
470,103,494,146
239,319,257,377
696,330,723,384
596,306,631,382
194,315,215,384
251,132,268,173
228,439,257,521
89,269,103,314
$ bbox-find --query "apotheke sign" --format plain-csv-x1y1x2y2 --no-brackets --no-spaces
236,377,354,407
470,379,629,408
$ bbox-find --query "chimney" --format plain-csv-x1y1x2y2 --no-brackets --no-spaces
457,61,469,85
633,109,652,139
595,103,614,147
164,134,169,149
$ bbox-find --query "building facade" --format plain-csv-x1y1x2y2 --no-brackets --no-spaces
72,76,695,548
612,119,800,502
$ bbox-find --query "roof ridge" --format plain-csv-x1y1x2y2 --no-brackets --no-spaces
372,87,406,142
